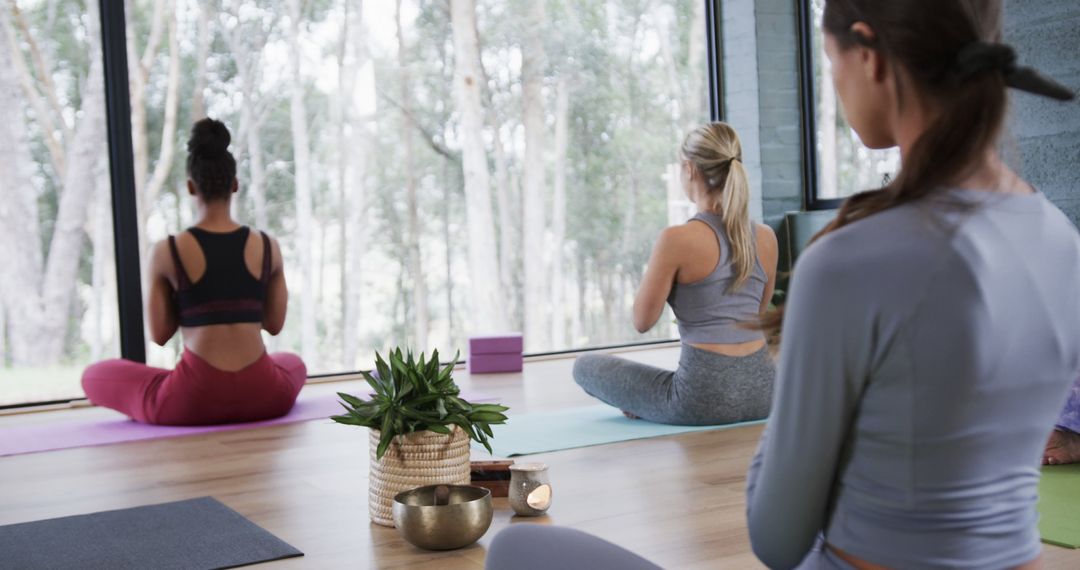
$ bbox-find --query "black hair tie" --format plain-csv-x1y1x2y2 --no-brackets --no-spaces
952,41,1074,101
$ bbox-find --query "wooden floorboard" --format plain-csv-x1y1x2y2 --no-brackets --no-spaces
1,346,1077,569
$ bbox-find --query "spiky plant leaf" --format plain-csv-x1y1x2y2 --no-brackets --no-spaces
337,392,366,409
468,411,507,423
374,357,392,394
330,414,364,426
471,403,510,413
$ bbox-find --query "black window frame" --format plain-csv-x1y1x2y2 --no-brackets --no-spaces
796,0,842,211
101,0,147,364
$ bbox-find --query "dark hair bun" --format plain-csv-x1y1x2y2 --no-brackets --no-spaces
188,118,231,159
185,118,237,201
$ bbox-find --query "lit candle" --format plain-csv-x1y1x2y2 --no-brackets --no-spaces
526,483,552,510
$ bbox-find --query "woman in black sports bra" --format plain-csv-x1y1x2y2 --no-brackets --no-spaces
81,119,305,425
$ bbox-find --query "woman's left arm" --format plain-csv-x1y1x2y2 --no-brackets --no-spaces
756,223,779,315
745,242,872,569
262,236,289,335
632,227,683,333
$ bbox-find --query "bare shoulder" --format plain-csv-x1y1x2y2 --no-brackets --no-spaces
150,236,175,262
660,222,711,252
255,230,283,270
148,237,176,275
678,218,720,241
657,223,693,247
266,233,282,258
151,236,171,256
169,229,199,252
247,229,280,250
754,223,778,248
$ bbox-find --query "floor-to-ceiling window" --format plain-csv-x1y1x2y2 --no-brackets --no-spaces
1,0,717,407
803,0,900,207
0,1,120,406
131,0,711,374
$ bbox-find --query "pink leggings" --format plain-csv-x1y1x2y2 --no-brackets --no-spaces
82,350,306,426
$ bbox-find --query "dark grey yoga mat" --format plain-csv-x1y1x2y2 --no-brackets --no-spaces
0,496,303,569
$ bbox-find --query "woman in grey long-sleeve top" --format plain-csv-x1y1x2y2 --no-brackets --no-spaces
747,191,1080,569
747,1,1080,569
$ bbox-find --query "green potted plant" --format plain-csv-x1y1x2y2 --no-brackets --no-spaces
332,348,509,526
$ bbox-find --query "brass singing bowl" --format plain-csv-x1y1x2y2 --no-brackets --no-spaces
392,485,493,550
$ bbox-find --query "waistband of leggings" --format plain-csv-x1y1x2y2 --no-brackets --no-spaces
180,348,272,376
679,342,770,365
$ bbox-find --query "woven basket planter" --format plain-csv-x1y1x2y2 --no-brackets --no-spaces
367,426,471,527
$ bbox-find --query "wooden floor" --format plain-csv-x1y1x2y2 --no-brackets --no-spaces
2,346,1078,569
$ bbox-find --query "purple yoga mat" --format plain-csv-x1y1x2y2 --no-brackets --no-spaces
0,390,496,457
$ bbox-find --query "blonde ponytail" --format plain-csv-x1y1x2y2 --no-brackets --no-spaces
718,158,754,290
681,122,754,291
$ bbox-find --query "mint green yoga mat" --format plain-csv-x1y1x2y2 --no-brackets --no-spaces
475,405,765,457
1039,464,1080,548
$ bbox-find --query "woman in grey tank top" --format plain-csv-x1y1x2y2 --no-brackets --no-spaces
572,122,779,426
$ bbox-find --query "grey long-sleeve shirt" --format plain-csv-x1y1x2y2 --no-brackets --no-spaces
746,189,1080,569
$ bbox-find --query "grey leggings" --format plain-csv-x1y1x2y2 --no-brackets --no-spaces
572,344,775,425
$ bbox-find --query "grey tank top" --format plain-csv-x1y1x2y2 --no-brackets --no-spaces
667,211,767,344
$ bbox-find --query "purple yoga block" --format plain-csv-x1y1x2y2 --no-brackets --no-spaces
469,333,524,355
468,353,524,374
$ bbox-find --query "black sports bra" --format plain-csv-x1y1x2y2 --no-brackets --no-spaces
168,226,270,327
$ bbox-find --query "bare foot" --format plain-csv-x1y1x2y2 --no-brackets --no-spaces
1044,429,1080,465
622,410,640,420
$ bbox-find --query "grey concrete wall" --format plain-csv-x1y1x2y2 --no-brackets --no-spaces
722,0,803,227
1004,0,1080,225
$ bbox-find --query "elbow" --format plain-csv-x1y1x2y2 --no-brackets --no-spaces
151,331,171,347
631,304,656,334
632,316,652,334
751,545,793,570
263,318,285,336
747,514,815,570
748,531,795,570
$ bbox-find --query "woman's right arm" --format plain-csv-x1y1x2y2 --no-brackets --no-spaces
262,236,288,335
632,227,684,333
146,240,179,346
745,243,872,569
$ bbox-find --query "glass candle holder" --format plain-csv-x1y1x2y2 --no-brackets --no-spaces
509,462,552,516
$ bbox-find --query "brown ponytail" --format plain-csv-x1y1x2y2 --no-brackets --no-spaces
762,0,1074,335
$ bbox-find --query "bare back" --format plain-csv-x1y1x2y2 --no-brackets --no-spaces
633,215,778,356
146,222,288,371
674,219,777,355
